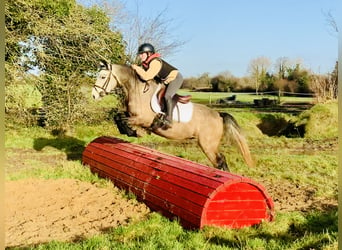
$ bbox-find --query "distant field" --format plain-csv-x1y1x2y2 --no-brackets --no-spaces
178,89,314,105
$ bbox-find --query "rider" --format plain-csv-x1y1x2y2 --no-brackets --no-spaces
131,43,183,128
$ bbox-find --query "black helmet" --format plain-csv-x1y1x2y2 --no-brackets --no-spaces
138,43,155,54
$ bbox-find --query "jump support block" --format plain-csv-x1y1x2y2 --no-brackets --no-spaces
82,136,274,229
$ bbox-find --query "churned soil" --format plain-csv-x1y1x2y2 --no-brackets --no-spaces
261,180,337,212
5,178,150,248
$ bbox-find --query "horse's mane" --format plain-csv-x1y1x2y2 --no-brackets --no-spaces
112,64,160,108
115,63,159,87
114,64,136,78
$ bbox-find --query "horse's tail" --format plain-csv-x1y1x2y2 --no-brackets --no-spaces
220,112,255,168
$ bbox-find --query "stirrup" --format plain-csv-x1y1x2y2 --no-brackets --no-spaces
151,114,172,130
161,117,172,130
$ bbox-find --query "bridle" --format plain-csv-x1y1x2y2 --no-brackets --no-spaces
93,64,153,120
93,64,120,96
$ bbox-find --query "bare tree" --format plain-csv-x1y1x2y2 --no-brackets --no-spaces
274,57,290,79
323,10,338,38
311,73,337,103
80,0,185,63
119,1,186,63
247,56,271,94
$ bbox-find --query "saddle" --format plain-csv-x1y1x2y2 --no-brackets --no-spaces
150,84,194,125
157,86,192,112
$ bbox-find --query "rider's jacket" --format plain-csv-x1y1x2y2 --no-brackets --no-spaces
135,53,178,84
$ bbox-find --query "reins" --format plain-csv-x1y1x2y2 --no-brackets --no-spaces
94,64,155,122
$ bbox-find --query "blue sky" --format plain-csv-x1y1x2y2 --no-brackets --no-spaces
81,0,339,77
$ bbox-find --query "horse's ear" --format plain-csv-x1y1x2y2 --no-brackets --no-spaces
99,59,109,70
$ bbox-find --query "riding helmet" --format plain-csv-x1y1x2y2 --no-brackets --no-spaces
138,43,155,54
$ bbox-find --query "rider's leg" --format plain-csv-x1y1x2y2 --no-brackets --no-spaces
164,73,183,123
164,97,173,123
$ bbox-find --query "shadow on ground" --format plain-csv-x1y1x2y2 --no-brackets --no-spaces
33,135,86,161
257,114,305,137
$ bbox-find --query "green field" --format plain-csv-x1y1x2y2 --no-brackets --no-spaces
177,90,314,105
5,90,337,249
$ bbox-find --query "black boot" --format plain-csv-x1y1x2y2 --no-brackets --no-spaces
163,98,173,128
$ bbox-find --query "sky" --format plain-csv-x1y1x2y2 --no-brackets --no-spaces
81,0,339,77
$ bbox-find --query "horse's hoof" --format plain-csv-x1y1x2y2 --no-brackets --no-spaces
219,166,230,172
126,130,138,137
218,162,230,172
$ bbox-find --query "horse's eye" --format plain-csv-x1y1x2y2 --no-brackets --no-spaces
101,76,106,79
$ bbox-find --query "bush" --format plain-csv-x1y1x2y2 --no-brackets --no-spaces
5,78,43,127
296,101,337,139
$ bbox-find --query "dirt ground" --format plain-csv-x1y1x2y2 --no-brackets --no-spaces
5,178,150,248
4,140,338,248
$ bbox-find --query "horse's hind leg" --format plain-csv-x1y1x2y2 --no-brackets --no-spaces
198,135,230,172
216,153,230,172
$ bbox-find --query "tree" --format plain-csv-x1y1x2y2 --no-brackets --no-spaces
286,64,310,93
118,1,185,63
331,61,338,99
5,0,126,129
311,61,338,102
323,10,338,38
211,71,238,92
274,57,290,79
196,73,211,89
247,56,271,94
211,75,226,92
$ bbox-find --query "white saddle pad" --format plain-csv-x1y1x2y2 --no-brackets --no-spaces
151,87,193,123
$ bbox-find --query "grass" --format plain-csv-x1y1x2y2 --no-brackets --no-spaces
5,92,337,249
298,101,338,139
14,210,338,250
178,90,314,105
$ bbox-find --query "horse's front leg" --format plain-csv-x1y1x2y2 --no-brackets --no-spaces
127,115,143,126
128,114,154,129
113,110,138,137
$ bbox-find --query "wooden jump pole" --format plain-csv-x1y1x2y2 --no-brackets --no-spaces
82,136,274,229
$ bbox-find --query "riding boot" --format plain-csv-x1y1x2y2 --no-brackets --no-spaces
166,98,174,122
162,98,173,129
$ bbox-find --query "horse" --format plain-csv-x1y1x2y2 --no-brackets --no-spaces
92,61,254,171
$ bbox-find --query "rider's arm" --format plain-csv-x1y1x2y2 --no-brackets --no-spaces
132,60,162,81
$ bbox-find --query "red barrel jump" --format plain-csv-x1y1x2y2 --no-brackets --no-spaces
82,136,274,229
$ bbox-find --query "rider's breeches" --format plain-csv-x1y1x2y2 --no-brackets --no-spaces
164,73,183,119
165,72,183,99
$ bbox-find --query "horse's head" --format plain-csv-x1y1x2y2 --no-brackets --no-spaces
92,60,119,100
92,62,159,124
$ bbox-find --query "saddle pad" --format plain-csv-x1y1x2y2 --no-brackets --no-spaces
151,94,193,123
